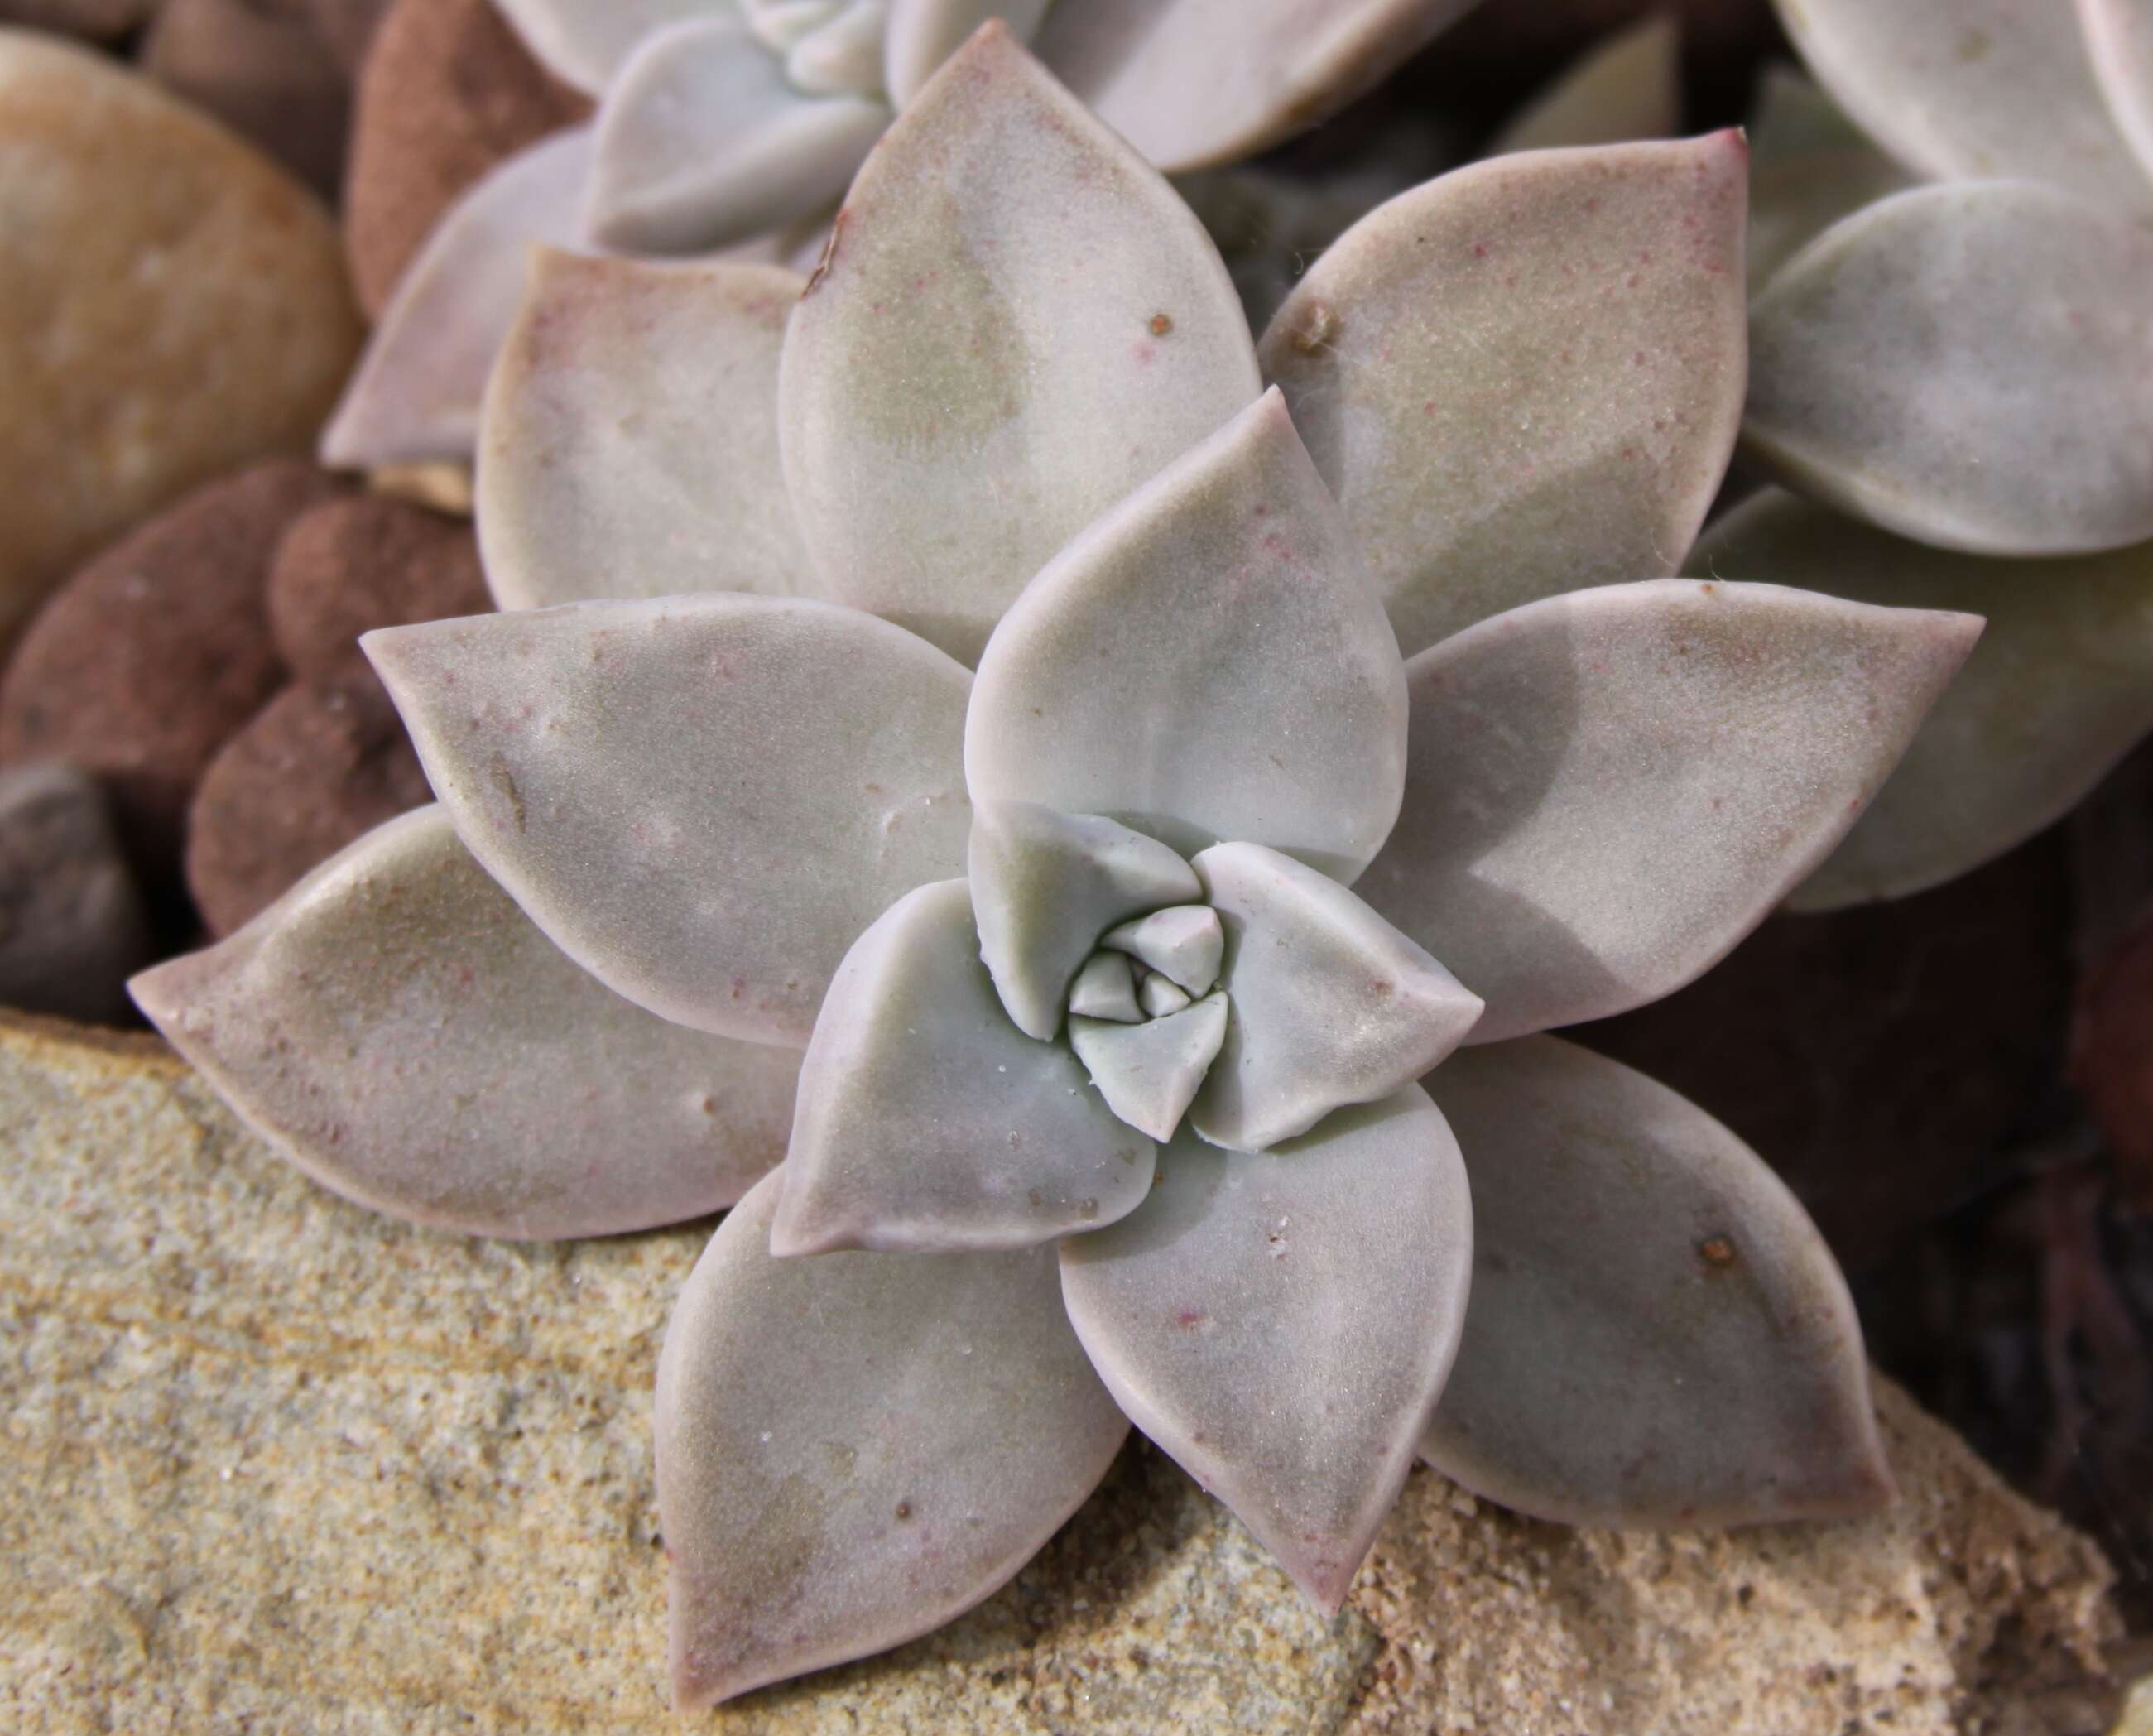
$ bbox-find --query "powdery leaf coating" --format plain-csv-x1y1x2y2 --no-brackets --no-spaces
478,252,808,610
966,392,1407,882
968,801,1201,1040
366,595,971,1042
1060,1086,1471,1612
1489,13,1680,156
1189,843,1481,1153
321,127,594,470
786,0,889,94
1744,68,1913,291
492,0,721,94
1420,1036,1894,1526
1069,990,1228,1141
1261,135,1747,658
1069,949,1140,1020
2083,0,2153,176
1771,0,2151,209
772,879,1155,1255
128,807,799,1239
659,1170,1128,1708
1100,904,1222,997
1358,579,1981,1044
587,15,887,255
884,0,1051,107
1746,182,2153,557
1032,0,1478,174
778,24,1261,665
1694,490,2153,911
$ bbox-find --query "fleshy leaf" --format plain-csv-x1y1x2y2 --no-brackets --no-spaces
1421,1036,1894,1526
660,1170,1128,1707
1744,68,1914,291
884,0,1053,107
1358,579,1981,1043
1060,1087,1471,1612
493,0,724,96
777,24,1261,664
1138,973,1190,1017
1771,0,2151,209
1189,843,1481,1153
746,0,846,52
1033,0,1480,174
1069,991,1227,1140
1489,14,1680,156
771,879,1155,1255
1745,181,2153,557
968,801,1200,1041
587,15,888,256
477,252,808,610
786,0,891,94
129,808,799,1239
1100,905,1222,997
1261,135,1748,657
966,392,1407,881
1069,950,1141,1021
321,128,594,470
366,595,970,1043
1694,489,2153,910
2083,0,2153,176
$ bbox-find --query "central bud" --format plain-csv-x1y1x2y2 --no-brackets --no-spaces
1063,903,1229,1142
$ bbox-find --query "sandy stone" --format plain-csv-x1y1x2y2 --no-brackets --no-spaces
0,460,341,907
267,493,490,682
0,767,151,1023
0,31,361,647
343,0,588,320
0,1015,2127,1733
142,0,351,199
185,678,433,937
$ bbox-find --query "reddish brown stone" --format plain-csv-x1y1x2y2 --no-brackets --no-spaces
0,0,157,38
267,493,491,682
343,0,589,319
2074,900,2153,1209
0,460,342,906
185,677,432,937
142,0,352,201
301,0,392,75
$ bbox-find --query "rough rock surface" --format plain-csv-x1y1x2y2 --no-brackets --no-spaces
185,678,432,936
0,1015,2126,1734
343,0,587,319
0,30,360,644
0,460,340,904
0,768,151,1023
142,0,351,199
267,492,489,682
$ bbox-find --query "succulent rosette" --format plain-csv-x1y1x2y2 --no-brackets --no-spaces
323,0,1483,469
135,28,1983,1708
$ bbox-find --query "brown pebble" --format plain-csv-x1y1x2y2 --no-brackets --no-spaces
0,762,153,1025
142,0,352,200
343,0,589,319
268,493,491,683
186,678,433,937
0,0,157,38
301,0,393,75
0,460,342,905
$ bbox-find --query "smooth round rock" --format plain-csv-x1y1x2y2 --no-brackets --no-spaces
0,762,153,1024
268,493,490,683
303,0,392,74
143,0,351,199
0,30,361,649
185,677,434,938
0,0,157,38
344,0,589,319
0,461,342,902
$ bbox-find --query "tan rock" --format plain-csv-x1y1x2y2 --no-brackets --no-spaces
0,31,362,648
0,1013,2127,1734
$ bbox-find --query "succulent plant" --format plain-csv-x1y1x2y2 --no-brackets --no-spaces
134,28,1985,1710
322,0,1484,470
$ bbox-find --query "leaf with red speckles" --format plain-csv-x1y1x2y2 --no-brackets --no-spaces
660,1169,1128,1707
777,25,1261,666
1422,1036,1895,1527
1745,182,2153,557
478,252,809,610
1355,579,1980,1041
1259,134,1749,659
1034,0,1481,174
966,392,1407,885
2083,0,2153,177
129,807,800,1238
1771,0,2151,209
771,879,1156,1255
1060,1087,1471,1613
884,0,1053,107
1693,489,2153,910
365,594,972,1043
